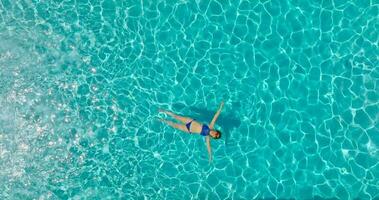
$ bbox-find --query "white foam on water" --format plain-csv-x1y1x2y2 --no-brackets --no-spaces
367,139,378,158
153,151,162,159
0,21,87,197
134,135,139,146
341,149,349,159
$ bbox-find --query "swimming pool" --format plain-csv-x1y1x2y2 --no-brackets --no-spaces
0,0,378,199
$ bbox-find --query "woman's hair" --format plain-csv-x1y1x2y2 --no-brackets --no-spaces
213,130,222,139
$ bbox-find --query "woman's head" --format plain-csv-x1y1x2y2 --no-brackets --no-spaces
210,130,221,139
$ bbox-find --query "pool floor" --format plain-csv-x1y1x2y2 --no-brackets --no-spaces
0,0,378,199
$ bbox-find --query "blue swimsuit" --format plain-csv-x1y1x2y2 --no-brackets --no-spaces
185,119,210,136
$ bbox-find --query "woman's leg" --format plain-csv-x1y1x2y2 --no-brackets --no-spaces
159,109,193,124
160,119,190,133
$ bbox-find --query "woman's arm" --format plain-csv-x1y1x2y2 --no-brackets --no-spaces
206,136,212,163
209,101,224,129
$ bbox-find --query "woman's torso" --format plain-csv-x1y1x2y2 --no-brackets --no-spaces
189,120,210,136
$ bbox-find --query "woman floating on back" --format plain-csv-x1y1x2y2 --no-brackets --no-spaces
159,101,224,162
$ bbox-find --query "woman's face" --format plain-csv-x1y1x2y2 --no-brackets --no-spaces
210,130,220,138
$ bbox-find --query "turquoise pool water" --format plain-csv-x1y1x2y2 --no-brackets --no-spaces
0,0,378,199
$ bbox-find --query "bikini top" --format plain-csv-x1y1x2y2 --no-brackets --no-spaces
200,124,210,136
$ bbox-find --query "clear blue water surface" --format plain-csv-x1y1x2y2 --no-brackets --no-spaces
0,0,378,199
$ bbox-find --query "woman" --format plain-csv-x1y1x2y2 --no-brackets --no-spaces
159,101,224,162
